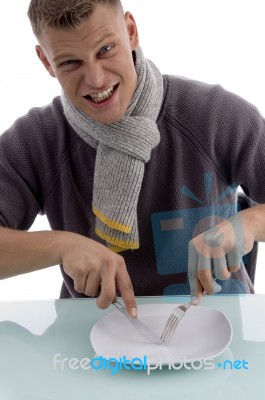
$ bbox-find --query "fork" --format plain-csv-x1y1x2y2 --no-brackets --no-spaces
160,303,192,346
161,291,207,346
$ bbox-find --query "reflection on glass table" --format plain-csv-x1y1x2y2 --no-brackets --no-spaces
0,295,264,400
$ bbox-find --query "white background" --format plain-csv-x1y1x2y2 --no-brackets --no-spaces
0,0,265,300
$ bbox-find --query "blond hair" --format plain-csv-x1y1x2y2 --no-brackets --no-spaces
27,0,123,36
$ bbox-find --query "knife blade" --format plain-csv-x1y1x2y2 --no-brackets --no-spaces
112,299,163,345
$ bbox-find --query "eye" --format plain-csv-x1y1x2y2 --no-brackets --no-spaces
59,60,80,71
99,44,113,55
61,60,77,66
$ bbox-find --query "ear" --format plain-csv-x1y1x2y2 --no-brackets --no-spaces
35,45,56,78
124,12,139,50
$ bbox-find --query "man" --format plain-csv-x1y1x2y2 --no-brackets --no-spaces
0,0,265,317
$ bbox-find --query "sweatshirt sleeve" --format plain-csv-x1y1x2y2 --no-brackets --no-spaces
169,77,265,203
0,123,42,230
0,97,70,230
202,85,265,203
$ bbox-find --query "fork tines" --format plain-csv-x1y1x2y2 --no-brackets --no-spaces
161,304,191,346
161,313,182,345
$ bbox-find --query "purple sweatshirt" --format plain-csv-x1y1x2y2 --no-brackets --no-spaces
1,75,264,297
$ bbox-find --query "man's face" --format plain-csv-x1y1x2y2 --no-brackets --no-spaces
36,6,139,124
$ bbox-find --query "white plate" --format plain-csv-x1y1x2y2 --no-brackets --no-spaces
90,303,232,366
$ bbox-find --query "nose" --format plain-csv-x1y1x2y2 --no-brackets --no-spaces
82,60,105,89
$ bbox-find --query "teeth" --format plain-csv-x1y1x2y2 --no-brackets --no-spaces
89,86,115,103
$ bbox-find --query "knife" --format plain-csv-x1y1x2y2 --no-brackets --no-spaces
112,299,163,345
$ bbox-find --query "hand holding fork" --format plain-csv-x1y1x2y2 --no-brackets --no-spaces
160,285,221,346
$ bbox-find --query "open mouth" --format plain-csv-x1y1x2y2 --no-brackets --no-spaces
85,83,119,104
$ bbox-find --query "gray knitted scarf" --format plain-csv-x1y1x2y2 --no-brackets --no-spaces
62,47,163,252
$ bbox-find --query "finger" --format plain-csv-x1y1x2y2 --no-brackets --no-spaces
197,245,212,274
195,279,221,301
226,248,242,272
197,251,222,294
200,273,222,294
84,270,101,297
193,279,203,305
116,268,137,318
96,266,116,310
188,241,200,303
213,256,231,280
198,267,214,294
70,269,87,294
227,265,241,273
208,278,222,294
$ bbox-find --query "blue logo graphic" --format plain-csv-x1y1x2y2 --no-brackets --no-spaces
151,172,247,295
216,359,249,370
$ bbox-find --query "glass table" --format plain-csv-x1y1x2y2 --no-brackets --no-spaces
0,295,264,399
